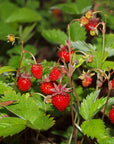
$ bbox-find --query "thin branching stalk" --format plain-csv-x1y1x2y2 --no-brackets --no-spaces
72,80,80,107
102,88,111,120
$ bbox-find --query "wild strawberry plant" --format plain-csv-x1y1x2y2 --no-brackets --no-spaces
0,1,114,144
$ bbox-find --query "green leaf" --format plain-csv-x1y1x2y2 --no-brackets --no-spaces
102,61,114,70
7,44,37,58
8,55,34,71
105,48,114,57
105,128,114,137
0,117,26,137
69,22,86,41
80,90,107,120
0,66,16,75
42,29,68,44
0,22,17,40
105,97,114,115
51,0,92,15
76,0,92,14
20,23,37,43
3,90,54,130
98,7,114,29
0,81,12,94
8,56,20,68
0,2,18,22
28,115,54,131
71,41,96,52
87,51,108,69
81,119,105,139
51,3,79,14
98,136,114,144
6,7,41,23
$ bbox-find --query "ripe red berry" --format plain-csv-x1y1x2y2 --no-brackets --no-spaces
82,77,92,87
109,108,114,124
85,18,99,31
17,77,31,92
53,9,61,16
40,81,57,95
112,79,114,88
31,64,43,79
52,93,70,111
59,45,73,63
49,67,60,81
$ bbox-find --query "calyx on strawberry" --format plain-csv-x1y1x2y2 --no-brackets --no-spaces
109,107,114,124
85,17,99,31
49,67,61,81
51,83,71,111
31,64,43,79
17,72,32,92
85,17,99,36
79,71,94,87
58,44,74,63
40,77,58,95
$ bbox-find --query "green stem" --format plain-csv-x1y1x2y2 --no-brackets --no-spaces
102,88,111,121
24,50,37,64
100,31,105,69
13,52,24,90
72,80,80,107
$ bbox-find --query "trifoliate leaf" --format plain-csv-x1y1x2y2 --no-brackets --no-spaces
69,22,86,41
0,117,26,137
80,90,107,120
2,90,54,130
81,119,105,139
42,29,68,44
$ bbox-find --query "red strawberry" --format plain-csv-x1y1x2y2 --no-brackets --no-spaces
85,18,99,31
109,108,114,124
40,81,57,95
79,71,94,87
52,93,70,111
112,79,114,88
17,77,31,92
82,77,92,87
31,64,43,79
53,9,61,16
49,67,60,81
51,82,71,111
58,45,74,63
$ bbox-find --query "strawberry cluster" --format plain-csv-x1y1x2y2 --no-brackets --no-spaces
80,10,99,36
17,58,70,111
